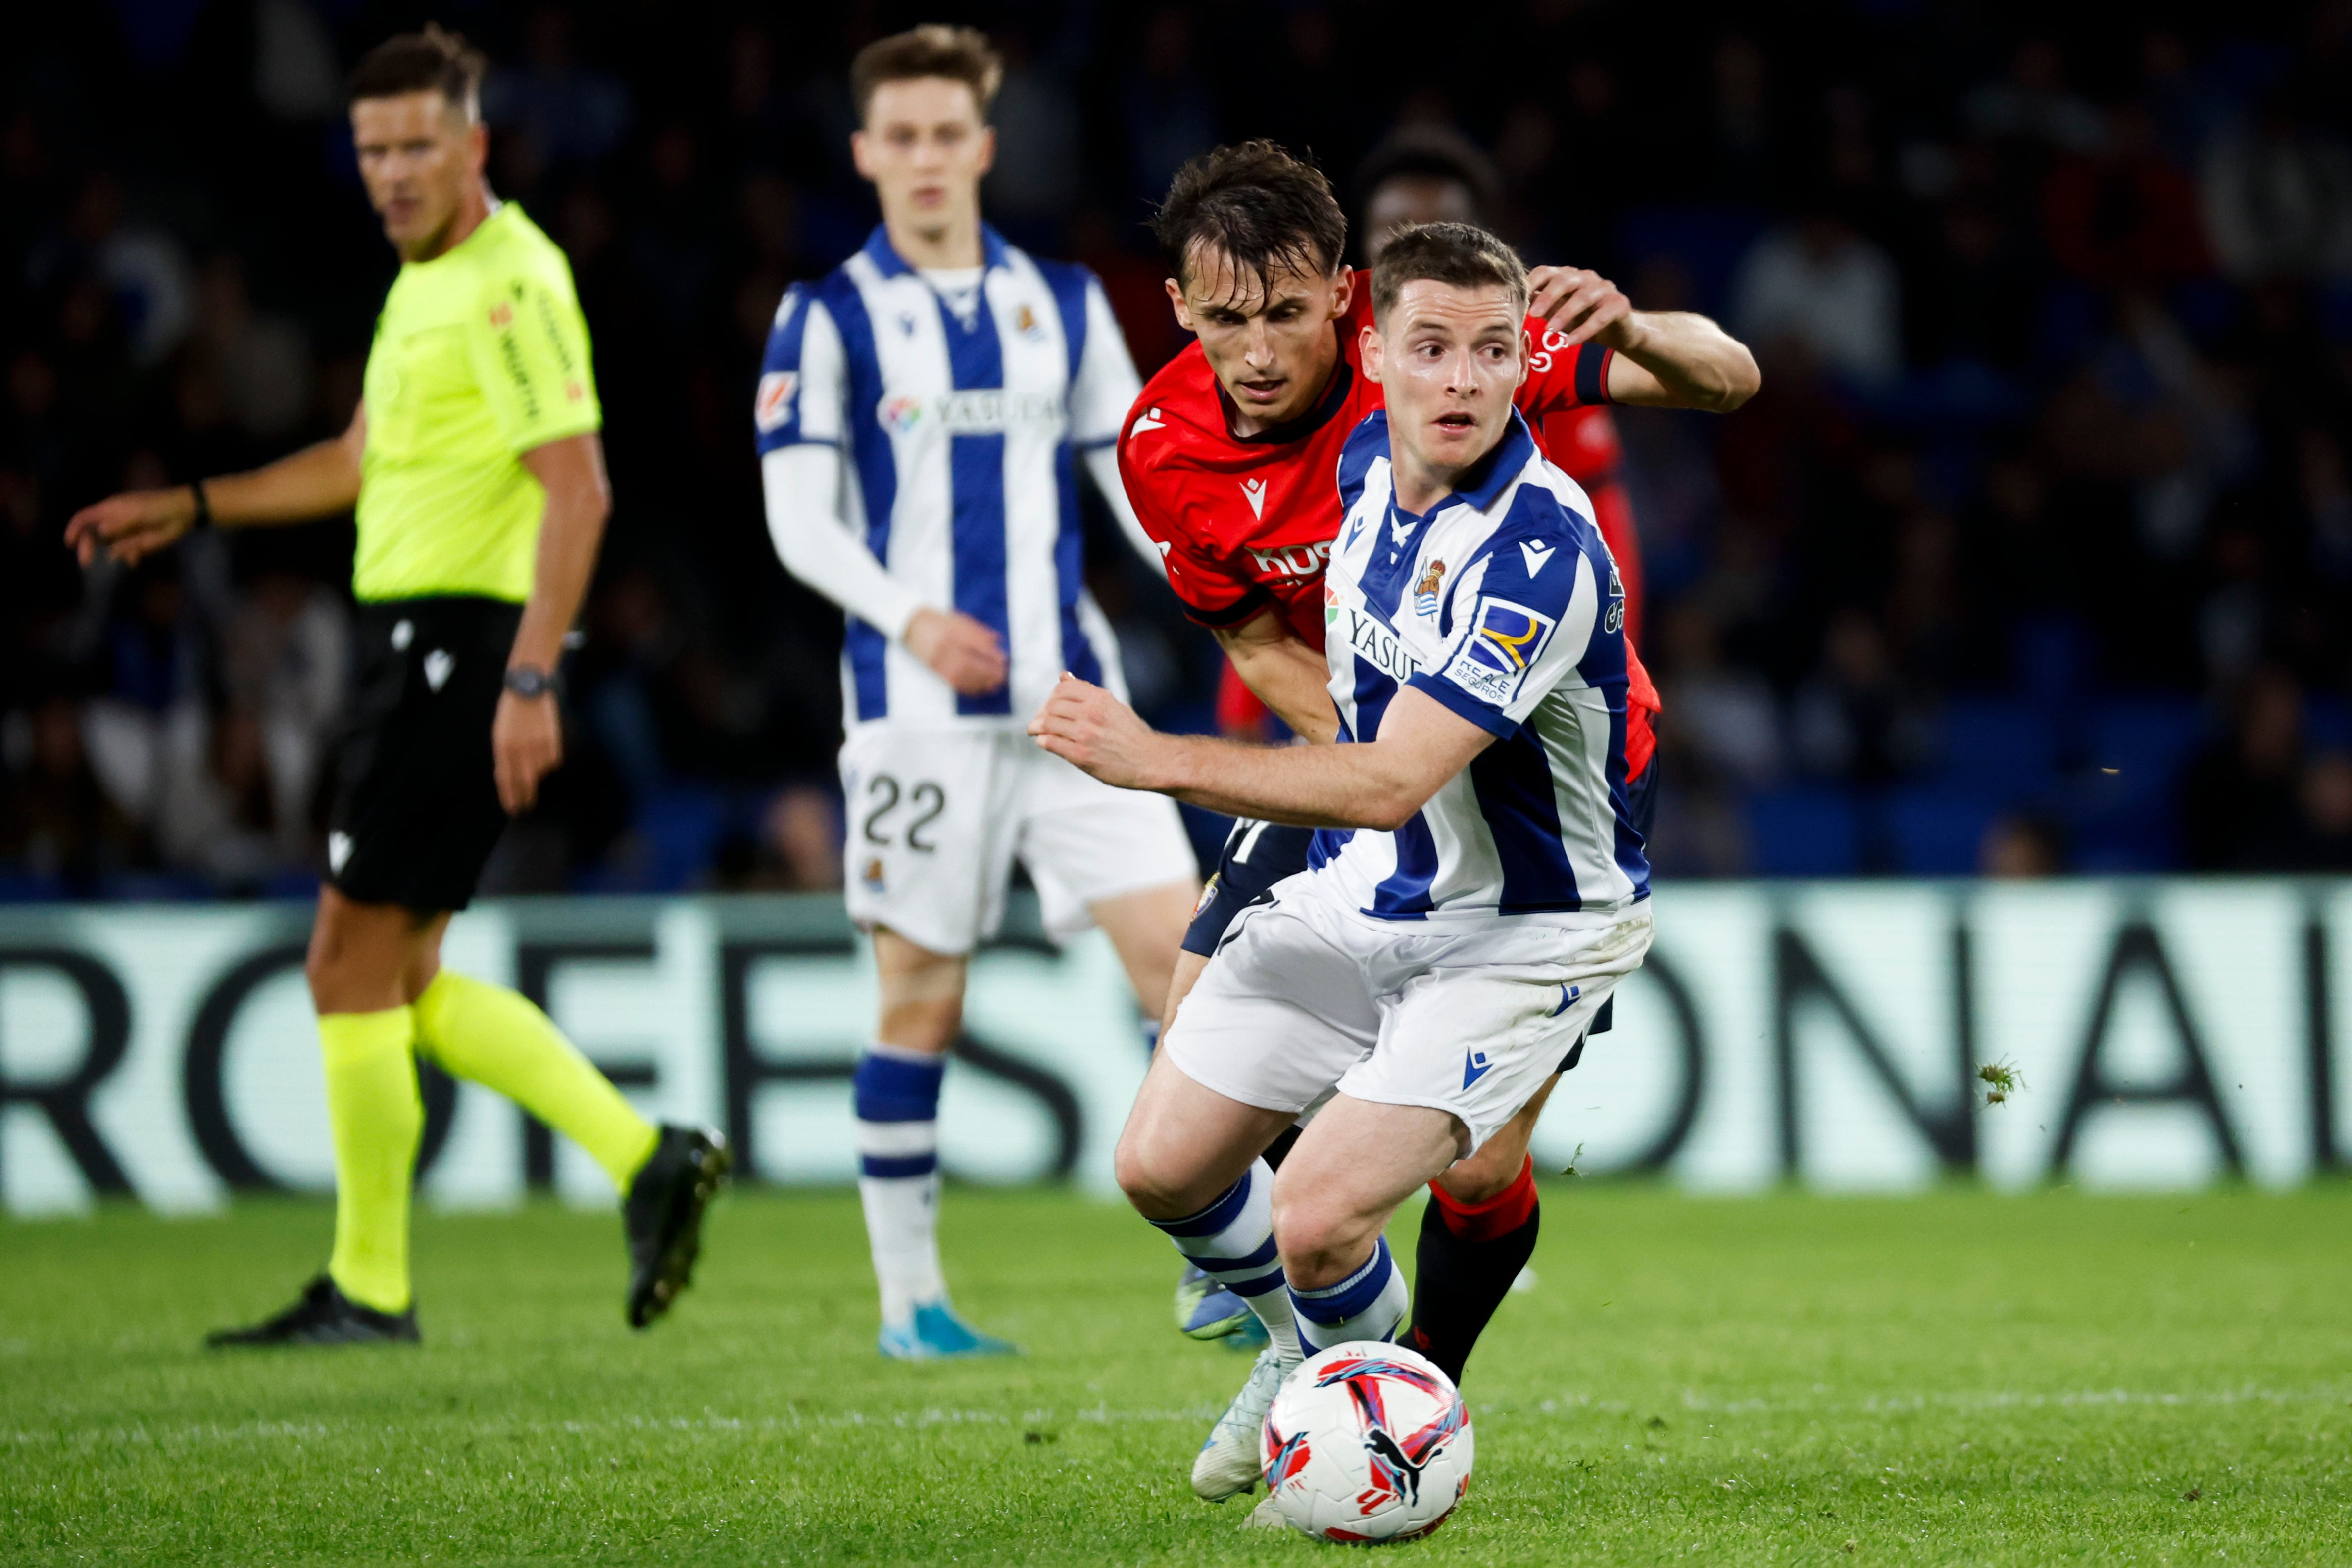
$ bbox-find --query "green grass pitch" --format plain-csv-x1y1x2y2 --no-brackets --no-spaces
6,1183,2350,1565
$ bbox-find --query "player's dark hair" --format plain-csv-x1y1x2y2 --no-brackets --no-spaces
851,25,1003,122
1370,222,1529,324
1354,127,1502,227
347,24,486,118
1152,141,1348,299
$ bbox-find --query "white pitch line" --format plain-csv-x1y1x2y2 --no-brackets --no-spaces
4,1403,1227,1449
12,1385,2342,1452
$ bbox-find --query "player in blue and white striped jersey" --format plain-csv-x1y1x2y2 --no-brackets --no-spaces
1031,222,1654,1498
755,26,1198,1363
1308,402,1648,919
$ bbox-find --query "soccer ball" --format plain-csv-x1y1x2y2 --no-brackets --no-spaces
1260,1341,1473,1542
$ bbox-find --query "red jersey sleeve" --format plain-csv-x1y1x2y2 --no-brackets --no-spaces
1516,320,1614,416
1117,436,1273,629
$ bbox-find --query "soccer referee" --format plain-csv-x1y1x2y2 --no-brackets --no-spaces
65,27,728,1346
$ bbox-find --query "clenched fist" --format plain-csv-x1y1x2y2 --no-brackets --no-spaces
1028,673,1170,791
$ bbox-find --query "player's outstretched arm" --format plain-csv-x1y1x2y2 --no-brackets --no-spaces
495,431,611,815
64,404,368,566
1526,265,1760,412
1029,674,1489,829
1211,609,1341,744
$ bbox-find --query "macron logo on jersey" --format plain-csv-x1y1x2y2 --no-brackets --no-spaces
1463,1049,1495,1089
1130,406,1165,434
1520,539,1556,577
1241,477,1267,518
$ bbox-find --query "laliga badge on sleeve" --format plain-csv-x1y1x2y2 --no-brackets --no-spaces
1443,596,1557,709
754,371,799,432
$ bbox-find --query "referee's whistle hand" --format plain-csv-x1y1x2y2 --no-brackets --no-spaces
905,606,1008,696
64,489,194,568
493,690,563,815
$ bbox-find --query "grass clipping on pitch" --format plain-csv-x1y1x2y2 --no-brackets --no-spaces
5,1185,2350,1565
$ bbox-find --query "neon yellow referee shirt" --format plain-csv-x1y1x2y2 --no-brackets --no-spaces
353,202,600,603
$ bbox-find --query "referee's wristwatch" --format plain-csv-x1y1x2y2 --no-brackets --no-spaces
503,664,559,699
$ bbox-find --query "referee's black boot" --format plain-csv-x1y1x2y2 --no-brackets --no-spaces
206,1275,420,1348
624,1124,733,1329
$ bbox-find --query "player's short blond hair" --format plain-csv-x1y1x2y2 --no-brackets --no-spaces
851,25,1003,123
1369,223,1529,325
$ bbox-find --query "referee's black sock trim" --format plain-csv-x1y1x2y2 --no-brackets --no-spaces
1406,1166,1540,1386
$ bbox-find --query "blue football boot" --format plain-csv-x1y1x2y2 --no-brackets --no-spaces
879,1301,1020,1360
1174,1263,1255,1341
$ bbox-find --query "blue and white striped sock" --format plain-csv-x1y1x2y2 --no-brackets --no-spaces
854,1043,947,1328
1289,1236,1409,1355
1146,1158,1301,1362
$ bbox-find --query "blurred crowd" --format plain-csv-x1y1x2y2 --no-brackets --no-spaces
8,1,2352,897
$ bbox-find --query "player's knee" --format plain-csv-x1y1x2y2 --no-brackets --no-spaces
1436,1143,1524,1207
303,915,356,1005
1269,1188,1363,1287
1112,1124,1195,1219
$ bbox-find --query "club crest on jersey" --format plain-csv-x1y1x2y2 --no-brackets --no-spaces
755,371,799,432
1015,303,1045,339
1414,559,1447,618
862,857,886,891
1442,595,1557,709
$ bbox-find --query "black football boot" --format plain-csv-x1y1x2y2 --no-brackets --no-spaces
624,1125,733,1328
205,1275,420,1348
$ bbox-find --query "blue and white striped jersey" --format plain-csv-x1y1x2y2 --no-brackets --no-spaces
1310,409,1650,921
754,225,1139,727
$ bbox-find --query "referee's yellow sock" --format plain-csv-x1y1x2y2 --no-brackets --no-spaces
413,970,659,1192
320,1006,424,1315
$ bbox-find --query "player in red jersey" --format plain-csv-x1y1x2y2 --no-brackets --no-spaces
1210,129,1659,729
1119,144,1755,1442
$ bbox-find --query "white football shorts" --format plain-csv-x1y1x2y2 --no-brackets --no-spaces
839,724,1198,956
1164,867,1654,1152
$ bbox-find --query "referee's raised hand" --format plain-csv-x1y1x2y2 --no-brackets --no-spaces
64,486,197,567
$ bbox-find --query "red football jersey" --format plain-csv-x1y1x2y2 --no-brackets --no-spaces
1540,406,1644,647
1124,275,1656,775
1122,277,1614,646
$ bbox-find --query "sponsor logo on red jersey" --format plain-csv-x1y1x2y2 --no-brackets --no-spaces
1248,539,1335,580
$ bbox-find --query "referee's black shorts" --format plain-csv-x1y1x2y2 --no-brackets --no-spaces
327,596,522,913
